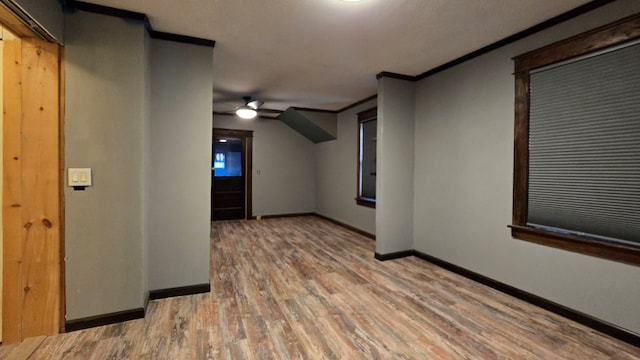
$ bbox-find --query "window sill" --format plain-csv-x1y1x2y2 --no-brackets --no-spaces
355,197,376,209
509,224,640,266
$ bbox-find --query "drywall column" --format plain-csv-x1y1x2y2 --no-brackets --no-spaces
141,31,151,306
64,11,147,320
376,76,416,255
148,39,213,290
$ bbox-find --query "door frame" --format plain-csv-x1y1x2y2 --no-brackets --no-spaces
213,128,253,220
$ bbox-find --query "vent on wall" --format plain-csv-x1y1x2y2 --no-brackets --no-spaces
279,108,337,143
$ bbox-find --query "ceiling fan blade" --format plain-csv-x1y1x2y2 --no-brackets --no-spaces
212,101,238,112
247,99,263,110
257,108,282,114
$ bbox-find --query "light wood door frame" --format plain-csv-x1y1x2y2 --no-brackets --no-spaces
2,29,64,343
213,128,253,220
0,26,4,343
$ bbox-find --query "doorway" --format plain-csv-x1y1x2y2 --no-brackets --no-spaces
1,24,63,343
212,129,253,220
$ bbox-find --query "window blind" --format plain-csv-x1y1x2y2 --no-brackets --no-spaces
527,40,640,245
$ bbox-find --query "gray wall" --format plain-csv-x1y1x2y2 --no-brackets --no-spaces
214,115,316,216
412,0,640,333
14,0,64,42
64,12,147,319
376,78,415,254
64,10,214,319
315,100,376,234
148,39,212,290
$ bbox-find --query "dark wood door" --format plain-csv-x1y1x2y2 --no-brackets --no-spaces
212,176,244,220
212,136,245,220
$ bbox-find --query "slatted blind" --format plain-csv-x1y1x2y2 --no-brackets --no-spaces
527,40,640,245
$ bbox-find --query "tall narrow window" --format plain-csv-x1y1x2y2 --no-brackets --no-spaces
356,107,377,208
511,13,640,265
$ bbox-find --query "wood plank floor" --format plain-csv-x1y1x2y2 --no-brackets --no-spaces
1,216,638,359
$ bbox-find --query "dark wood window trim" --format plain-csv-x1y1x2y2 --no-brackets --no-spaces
355,197,375,209
511,13,640,266
356,107,377,209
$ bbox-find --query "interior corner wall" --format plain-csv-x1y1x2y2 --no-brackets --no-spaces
13,0,64,43
412,0,640,334
213,115,316,217
314,100,376,234
141,31,151,304
376,78,415,254
64,11,147,320
148,39,212,291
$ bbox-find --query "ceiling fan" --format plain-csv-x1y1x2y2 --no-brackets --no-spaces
215,96,283,120
235,96,262,119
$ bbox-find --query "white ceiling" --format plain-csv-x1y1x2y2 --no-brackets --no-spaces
83,0,591,112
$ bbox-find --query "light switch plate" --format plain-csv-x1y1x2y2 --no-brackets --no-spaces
68,168,92,187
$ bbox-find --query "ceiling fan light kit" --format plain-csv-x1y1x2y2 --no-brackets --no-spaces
235,106,258,119
235,96,264,119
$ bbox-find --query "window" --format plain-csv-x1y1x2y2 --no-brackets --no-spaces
213,138,243,177
356,107,377,208
511,13,640,265
214,152,225,169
